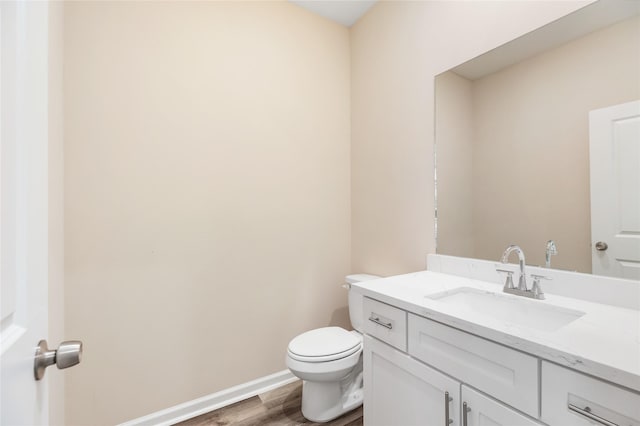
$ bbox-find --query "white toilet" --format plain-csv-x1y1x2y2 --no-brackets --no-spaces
286,274,380,423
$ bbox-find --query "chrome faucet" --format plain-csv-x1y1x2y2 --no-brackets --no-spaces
545,240,558,268
497,244,548,300
500,245,527,291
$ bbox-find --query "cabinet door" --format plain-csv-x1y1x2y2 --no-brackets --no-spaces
461,386,543,426
363,334,460,426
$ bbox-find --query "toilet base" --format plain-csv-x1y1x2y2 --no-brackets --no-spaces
300,358,363,423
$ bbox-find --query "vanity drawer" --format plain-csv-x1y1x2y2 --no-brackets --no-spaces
408,314,539,418
363,297,407,351
541,361,640,426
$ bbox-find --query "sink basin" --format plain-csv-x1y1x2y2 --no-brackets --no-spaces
427,287,585,332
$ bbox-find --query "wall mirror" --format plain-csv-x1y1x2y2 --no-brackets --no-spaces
435,0,640,279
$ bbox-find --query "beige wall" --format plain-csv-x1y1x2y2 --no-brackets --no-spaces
64,2,350,424
436,16,640,272
435,71,474,258
350,0,592,277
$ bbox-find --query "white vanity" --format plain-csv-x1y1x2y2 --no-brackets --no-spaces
352,255,640,426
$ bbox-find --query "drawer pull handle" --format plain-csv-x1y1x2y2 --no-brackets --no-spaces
444,391,453,425
463,402,471,426
368,316,392,329
568,404,618,426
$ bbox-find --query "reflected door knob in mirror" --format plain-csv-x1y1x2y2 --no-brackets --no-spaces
595,241,608,251
34,339,83,380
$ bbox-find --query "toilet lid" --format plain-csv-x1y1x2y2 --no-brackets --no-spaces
288,327,361,362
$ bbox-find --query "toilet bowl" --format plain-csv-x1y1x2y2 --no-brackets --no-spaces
286,274,380,423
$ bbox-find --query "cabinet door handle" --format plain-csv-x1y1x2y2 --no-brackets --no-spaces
444,391,453,425
568,404,618,426
368,315,392,329
463,402,470,426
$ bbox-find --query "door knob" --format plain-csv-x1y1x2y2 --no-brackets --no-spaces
34,340,83,380
595,241,608,251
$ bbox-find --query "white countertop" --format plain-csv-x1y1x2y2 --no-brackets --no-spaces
352,270,640,393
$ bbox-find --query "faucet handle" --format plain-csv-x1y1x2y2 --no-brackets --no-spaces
496,268,515,290
530,274,551,300
530,273,552,282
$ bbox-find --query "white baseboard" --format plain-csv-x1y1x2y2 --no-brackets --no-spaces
118,370,297,426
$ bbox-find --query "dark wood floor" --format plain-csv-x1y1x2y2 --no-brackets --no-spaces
176,380,363,426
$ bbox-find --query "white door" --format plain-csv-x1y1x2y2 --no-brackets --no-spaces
1,1,51,424
590,100,640,280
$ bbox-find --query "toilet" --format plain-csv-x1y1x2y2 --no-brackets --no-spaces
286,274,380,423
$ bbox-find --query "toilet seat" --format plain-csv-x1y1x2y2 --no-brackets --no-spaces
288,327,362,363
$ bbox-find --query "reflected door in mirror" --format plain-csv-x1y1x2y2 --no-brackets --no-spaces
589,100,640,280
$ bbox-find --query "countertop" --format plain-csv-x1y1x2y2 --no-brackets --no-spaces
352,270,640,393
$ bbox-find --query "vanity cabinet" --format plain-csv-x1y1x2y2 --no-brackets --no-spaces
363,297,640,426
355,246,640,426
362,296,539,426
363,334,461,426
362,296,639,426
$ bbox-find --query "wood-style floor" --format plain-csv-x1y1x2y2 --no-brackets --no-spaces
176,380,363,426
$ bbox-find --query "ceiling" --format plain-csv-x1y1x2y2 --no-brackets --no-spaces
289,0,377,27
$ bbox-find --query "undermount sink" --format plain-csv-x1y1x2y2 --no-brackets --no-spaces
427,287,585,332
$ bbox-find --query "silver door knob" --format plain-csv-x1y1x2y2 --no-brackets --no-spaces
595,241,608,251
34,339,83,380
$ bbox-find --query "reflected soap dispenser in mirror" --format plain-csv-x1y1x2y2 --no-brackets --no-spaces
545,240,558,268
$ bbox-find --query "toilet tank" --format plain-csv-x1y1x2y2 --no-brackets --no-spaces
346,274,381,332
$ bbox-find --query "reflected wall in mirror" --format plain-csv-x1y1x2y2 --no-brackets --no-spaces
435,0,640,278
